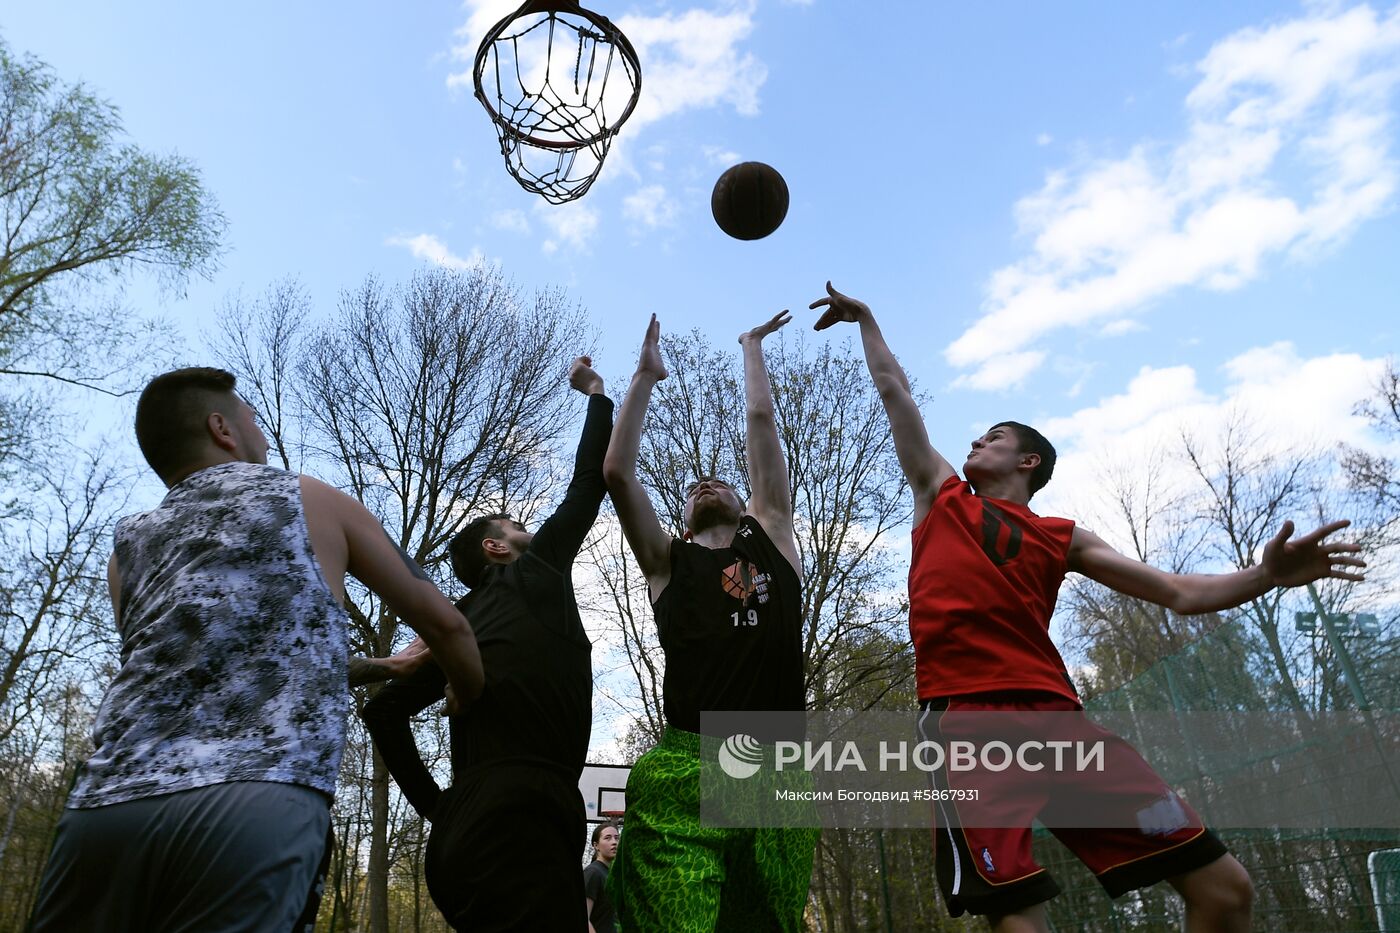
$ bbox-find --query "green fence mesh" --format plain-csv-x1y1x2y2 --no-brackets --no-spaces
1036,609,1400,933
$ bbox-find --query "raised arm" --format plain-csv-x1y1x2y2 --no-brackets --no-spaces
1070,519,1366,615
602,315,674,600
810,282,955,527
300,476,484,708
738,310,801,576
529,356,614,572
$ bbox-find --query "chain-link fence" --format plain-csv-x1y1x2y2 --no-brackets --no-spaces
1040,604,1400,932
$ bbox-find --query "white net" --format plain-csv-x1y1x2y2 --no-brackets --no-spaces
474,3,641,203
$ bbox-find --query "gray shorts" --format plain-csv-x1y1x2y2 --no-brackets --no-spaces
29,780,330,933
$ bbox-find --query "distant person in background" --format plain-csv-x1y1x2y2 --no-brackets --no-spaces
28,367,483,933
362,355,613,932
584,822,620,933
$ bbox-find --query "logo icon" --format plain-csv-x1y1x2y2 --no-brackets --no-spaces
979,501,1023,566
981,847,996,874
1136,793,1189,837
718,733,765,780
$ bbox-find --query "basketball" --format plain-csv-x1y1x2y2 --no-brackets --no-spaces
711,161,789,240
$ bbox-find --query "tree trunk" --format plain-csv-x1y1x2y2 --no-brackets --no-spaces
367,751,392,933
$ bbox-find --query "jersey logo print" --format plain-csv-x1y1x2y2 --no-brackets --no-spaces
979,501,1023,566
720,560,770,605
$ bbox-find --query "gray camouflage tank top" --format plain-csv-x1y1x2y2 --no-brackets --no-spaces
70,461,348,807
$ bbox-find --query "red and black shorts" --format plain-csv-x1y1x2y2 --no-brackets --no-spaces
917,692,1228,918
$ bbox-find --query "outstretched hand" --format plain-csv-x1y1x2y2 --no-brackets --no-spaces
1262,520,1367,588
809,281,871,330
739,309,792,345
569,355,604,396
636,314,667,381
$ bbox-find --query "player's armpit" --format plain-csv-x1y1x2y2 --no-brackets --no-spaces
604,471,673,591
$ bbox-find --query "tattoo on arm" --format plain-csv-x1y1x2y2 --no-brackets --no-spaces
348,656,388,687
385,530,431,582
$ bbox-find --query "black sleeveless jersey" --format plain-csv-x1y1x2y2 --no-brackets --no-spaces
654,515,805,736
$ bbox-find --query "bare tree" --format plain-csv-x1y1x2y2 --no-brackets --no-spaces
1062,448,1221,695
0,447,127,740
580,521,666,754
1342,358,1400,545
0,443,129,921
769,337,912,709
211,278,312,472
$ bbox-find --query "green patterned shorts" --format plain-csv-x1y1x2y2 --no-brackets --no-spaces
609,727,818,933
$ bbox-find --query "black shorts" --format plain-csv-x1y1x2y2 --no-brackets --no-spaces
426,764,587,932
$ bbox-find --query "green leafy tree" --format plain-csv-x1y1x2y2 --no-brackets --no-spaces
1,37,223,435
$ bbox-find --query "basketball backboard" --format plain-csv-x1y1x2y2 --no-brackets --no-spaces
579,762,630,824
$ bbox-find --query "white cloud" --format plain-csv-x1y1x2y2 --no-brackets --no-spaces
491,209,531,234
385,233,483,269
1042,364,1209,445
1035,345,1387,541
1036,132,1054,146
950,4,1400,387
536,201,600,253
1099,319,1145,337
703,144,743,167
950,350,1047,391
615,2,766,130
447,2,524,90
447,1,767,141
623,184,679,228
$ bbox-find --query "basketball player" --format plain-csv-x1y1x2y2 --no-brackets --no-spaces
361,355,612,932
28,367,484,933
603,313,817,933
809,282,1367,933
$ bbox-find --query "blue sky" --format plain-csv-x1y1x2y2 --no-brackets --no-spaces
6,2,1399,689
7,1,1396,477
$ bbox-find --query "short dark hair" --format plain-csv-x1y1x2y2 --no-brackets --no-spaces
991,421,1056,496
135,367,240,483
591,820,618,846
448,513,511,588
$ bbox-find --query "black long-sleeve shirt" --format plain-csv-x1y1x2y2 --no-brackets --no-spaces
362,393,613,819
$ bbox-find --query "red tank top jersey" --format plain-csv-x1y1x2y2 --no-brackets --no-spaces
909,475,1078,702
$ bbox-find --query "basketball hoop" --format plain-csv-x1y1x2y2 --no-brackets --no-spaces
473,0,642,204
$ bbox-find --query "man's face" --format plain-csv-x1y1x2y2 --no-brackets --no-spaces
596,826,619,861
963,425,1030,485
683,477,744,533
489,519,534,562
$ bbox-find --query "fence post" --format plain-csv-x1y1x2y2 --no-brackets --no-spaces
1304,584,1400,807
